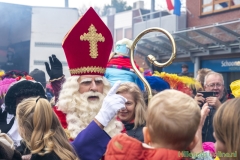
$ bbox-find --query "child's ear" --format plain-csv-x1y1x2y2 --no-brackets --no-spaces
143,127,151,144
187,134,198,151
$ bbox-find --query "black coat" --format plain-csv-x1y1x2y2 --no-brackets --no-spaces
124,122,145,142
202,93,228,142
31,152,61,160
16,141,31,155
178,72,193,77
0,141,22,160
0,110,15,133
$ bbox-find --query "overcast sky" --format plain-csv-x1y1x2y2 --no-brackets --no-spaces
0,0,186,10
0,0,149,8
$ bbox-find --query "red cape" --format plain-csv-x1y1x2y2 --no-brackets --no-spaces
53,106,67,129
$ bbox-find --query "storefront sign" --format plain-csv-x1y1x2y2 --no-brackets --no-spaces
162,61,194,74
202,58,240,72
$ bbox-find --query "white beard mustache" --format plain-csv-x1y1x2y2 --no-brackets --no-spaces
65,91,123,139
77,91,104,112
66,91,104,139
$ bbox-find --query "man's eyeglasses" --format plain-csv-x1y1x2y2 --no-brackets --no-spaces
206,83,223,88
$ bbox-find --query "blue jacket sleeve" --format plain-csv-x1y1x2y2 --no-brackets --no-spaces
135,77,145,91
71,121,111,160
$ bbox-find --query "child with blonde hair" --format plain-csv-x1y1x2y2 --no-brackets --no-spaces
105,89,205,160
16,97,78,160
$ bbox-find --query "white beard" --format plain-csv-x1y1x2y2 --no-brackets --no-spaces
64,91,123,139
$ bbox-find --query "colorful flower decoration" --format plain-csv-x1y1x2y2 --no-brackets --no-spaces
15,75,34,81
0,70,5,80
2,70,28,80
153,72,202,97
230,79,240,98
0,78,17,99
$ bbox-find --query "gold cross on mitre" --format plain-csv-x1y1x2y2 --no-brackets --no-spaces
80,24,105,59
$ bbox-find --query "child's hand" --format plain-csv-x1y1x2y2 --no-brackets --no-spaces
196,103,210,144
22,154,32,160
190,103,210,154
199,103,210,128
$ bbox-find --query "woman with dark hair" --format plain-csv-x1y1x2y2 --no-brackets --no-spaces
4,80,47,116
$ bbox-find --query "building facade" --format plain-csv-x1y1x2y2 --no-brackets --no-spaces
102,0,240,88
0,2,79,78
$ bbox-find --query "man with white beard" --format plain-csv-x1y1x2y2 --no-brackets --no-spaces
56,72,123,139
45,7,126,159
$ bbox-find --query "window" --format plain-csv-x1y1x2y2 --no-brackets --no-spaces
115,27,132,42
201,0,240,15
0,49,7,63
124,28,132,40
116,28,123,42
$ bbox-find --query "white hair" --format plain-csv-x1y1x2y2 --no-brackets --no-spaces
57,76,122,139
204,72,224,86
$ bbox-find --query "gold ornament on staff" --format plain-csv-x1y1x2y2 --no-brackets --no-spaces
130,27,177,102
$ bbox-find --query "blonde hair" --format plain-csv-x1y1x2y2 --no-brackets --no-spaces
196,68,212,87
116,82,146,129
147,89,201,150
213,98,240,160
16,97,78,160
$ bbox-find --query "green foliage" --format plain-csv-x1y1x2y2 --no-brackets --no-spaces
102,0,132,16
78,5,102,16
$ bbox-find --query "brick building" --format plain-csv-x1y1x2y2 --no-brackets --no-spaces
102,0,240,88
180,0,240,87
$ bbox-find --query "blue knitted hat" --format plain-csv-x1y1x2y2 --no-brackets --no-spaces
145,76,170,92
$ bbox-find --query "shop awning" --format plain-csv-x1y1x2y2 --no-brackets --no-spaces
135,19,240,60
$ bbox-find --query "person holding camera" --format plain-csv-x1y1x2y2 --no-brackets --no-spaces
194,71,227,143
195,72,226,109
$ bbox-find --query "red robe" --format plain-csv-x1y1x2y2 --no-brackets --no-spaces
53,106,67,129
51,77,67,129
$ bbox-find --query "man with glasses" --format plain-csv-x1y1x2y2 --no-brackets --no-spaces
195,71,227,142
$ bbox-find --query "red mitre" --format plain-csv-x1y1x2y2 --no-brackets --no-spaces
62,7,113,76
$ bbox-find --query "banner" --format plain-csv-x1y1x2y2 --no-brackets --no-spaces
201,58,240,72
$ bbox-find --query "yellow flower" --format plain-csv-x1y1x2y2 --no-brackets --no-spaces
214,156,220,160
230,79,240,98
153,72,203,92
0,70,5,76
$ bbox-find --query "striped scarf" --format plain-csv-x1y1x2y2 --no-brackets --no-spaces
107,55,140,72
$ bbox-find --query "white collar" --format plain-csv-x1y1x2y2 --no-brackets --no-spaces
7,119,22,147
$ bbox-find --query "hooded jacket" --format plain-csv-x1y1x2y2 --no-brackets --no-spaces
105,133,189,160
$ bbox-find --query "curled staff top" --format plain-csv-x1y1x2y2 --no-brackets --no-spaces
129,27,177,101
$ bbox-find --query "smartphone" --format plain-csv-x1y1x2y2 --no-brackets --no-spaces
198,91,218,98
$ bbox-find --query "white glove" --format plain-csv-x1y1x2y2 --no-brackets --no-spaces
95,81,127,127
